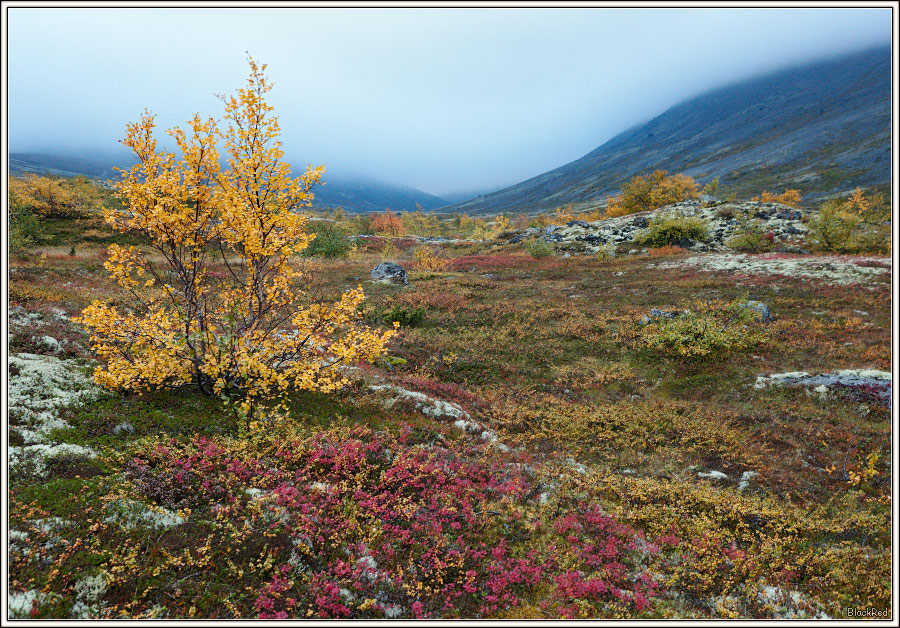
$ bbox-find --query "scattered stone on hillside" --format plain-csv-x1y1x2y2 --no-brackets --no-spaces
755,585,831,620
367,383,511,451
740,300,772,322
370,262,408,286
37,336,61,353
754,369,891,406
506,200,816,253
508,227,540,244
654,253,890,286
638,308,684,326
113,421,136,436
738,471,758,491
369,384,469,421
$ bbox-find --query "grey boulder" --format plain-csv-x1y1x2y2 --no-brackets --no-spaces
371,262,409,286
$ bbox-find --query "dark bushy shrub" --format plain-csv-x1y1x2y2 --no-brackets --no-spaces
302,221,350,258
632,212,709,247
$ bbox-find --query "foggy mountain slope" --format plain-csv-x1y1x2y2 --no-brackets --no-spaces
9,153,448,213
8,153,129,179
308,176,449,213
442,46,891,215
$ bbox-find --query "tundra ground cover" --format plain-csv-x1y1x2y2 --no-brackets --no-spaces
7,213,892,619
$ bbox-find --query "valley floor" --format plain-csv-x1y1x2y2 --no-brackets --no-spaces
6,227,893,619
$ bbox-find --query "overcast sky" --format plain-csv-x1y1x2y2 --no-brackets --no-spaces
7,7,892,198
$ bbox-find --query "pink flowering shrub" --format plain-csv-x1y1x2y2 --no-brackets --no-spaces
123,425,668,618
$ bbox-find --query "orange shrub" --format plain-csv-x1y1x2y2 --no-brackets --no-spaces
751,189,802,208
648,245,687,257
371,209,405,237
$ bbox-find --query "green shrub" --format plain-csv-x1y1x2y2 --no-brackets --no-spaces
806,200,859,252
632,212,709,248
637,299,768,360
716,205,735,219
384,305,426,327
525,238,554,258
725,214,774,252
594,243,616,261
807,191,889,254
362,304,426,328
302,221,350,258
8,191,41,253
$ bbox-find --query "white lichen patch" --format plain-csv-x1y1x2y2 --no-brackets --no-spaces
9,443,97,477
383,603,405,619
9,529,30,543
8,353,107,477
71,573,108,619
655,253,890,286
755,369,891,404
103,498,185,530
369,384,469,420
453,418,481,433
738,471,758,491
8,590,58,619
756,584,831,619
834,369,891,380
33,517,74,533
8,353,103,441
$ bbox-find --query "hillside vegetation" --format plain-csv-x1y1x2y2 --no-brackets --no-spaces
8,178,891,620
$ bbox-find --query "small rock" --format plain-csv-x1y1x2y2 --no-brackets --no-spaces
39,336,61,353
632,217,650,228
738,471,758,490
698,470,728,481
113,421,135,436
638,308,681,326
740,300,772,322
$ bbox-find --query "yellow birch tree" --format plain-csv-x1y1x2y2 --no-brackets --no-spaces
75,58,394,425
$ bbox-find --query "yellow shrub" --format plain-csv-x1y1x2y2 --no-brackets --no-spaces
637,299,768,359
75,58,394,424
605,170,699,218
412,246,451,271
